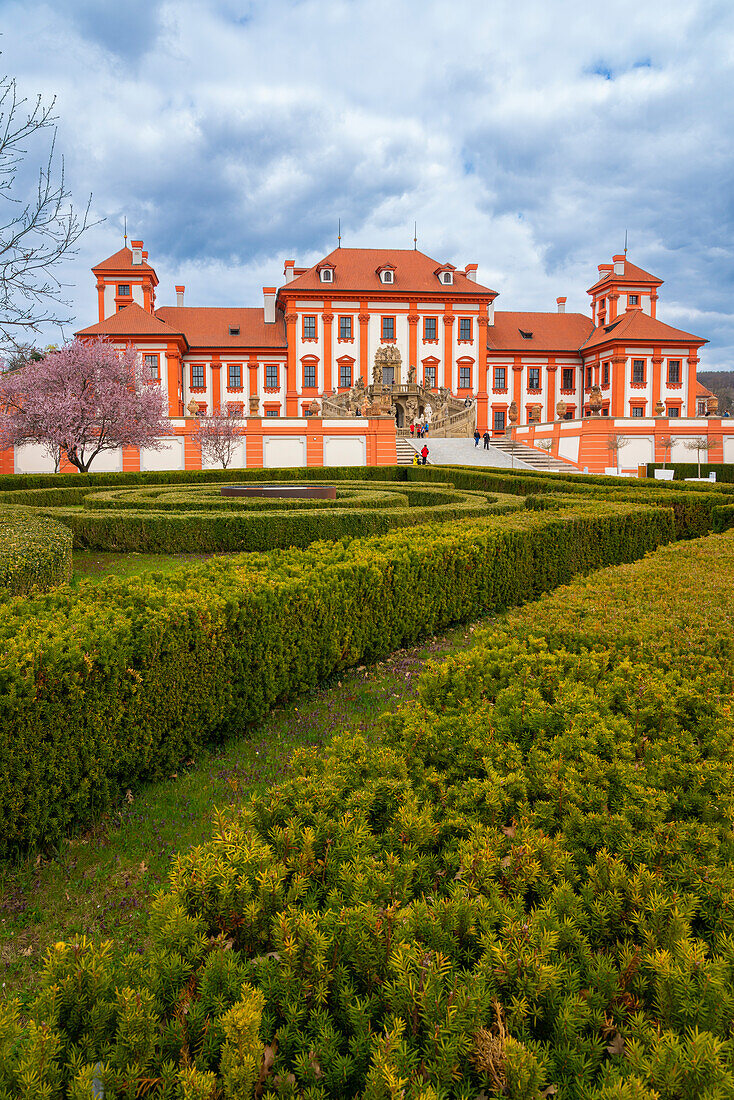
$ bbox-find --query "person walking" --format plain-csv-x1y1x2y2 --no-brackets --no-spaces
420,443,429,465
410,422,415,437
483,430,490,449
473,429,481,447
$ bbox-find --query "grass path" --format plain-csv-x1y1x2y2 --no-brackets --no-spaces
0,616,489,1004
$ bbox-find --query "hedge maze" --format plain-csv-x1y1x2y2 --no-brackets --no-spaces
1,465,734,1097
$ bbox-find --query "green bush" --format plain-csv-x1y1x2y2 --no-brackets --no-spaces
713,503,734,532
4,528,733,1098
0,509,72,596
0,500,672,855
647,461,734,482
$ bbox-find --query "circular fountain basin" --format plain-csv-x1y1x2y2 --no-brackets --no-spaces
220,484,337,499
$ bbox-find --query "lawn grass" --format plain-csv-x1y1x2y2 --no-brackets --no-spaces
0,619,489,1005
71,549,225,584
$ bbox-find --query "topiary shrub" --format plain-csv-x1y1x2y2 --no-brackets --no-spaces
0,509,72,595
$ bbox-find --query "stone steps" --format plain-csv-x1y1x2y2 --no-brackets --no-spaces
488,438,576,473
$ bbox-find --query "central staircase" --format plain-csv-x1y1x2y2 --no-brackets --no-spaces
396,439,419,465
487,438,576,473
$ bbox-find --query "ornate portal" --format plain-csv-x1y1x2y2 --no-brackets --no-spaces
373,345,402,386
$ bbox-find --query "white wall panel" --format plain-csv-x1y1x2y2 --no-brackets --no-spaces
263,436,306,468
140,438,184,471
323,435,366,467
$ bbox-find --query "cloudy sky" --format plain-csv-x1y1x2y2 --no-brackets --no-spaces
2,0,734,367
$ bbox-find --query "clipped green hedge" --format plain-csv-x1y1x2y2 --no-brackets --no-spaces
0,509,72,596
713,503,734,532
0,501,672,855
4,528,733,1099
647,461,734,482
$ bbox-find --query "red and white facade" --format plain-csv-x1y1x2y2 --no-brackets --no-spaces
3,240,727,475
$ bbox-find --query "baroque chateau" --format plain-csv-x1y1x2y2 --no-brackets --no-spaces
77,239,714,433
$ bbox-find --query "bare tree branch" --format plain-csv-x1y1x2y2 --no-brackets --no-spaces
0,72,97,351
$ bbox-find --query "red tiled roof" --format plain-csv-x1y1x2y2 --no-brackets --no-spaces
487,311,594,353
92,247,157,275
75,302,181,338
282,248,497,296
155,307,287,349
580,309,707,352
587,258,662,293
696,380,716,398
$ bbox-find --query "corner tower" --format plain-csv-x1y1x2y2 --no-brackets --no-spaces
92,239,159,322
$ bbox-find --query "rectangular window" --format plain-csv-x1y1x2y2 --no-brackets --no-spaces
494,367,506,390
668,406,680,417
339,315,352,339
143,353,159,380
117,284,131,296
424,365,436,388
459,366,472,389
458,318,472,341
339,361,352,388
602,362,610,386
424,317,437,341
228,363,242,388
493,409,506,432
265,363,279,388
303,316,316,339
585,366,592,388
191,363,205,389
381,316,395,340
562,368,575,390
631,405,644,417
632,359,645,384
528,368,540,390
303,361,316,388
629,294,639,306
265,408,279,417
668,359,681,383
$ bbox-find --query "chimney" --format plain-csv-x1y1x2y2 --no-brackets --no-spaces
465,263,478,283
598,263,613,275
284,260,295,283
613,254,625,276
131,239,143,265
263,286,276,324
175,285,185,307
142,251,149,262
556,296,566,313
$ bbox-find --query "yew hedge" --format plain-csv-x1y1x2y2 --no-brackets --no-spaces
3,528,733,1099
0,500,672,856
0,509,72,596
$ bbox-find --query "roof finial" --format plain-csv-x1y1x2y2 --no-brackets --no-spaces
123,216,127,248
338,218,341,249
624,228,628,256
413,221,417,250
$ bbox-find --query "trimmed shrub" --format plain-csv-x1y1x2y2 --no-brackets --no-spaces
4,529,733,1098
647,461,734,482
0,509,72,595
0,501,672,855
713,503,734,532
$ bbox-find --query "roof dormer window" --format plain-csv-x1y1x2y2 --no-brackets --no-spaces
434,264,456,285
229,326,240,336
320,268,333,283
376,263,396,284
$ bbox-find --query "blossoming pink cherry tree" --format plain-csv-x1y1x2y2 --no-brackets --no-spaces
0,338,168,472
195,406,243,469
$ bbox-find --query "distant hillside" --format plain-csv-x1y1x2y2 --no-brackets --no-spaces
699,370,734,415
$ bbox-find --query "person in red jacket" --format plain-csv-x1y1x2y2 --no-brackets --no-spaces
420,443,429,465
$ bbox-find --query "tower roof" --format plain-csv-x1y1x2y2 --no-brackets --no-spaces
580,309,707,352
587,258,662,294
92,246,157,278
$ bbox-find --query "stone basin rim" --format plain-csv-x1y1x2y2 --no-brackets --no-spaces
220,484,338,499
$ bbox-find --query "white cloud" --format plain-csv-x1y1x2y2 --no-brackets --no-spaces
1,0,732,365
